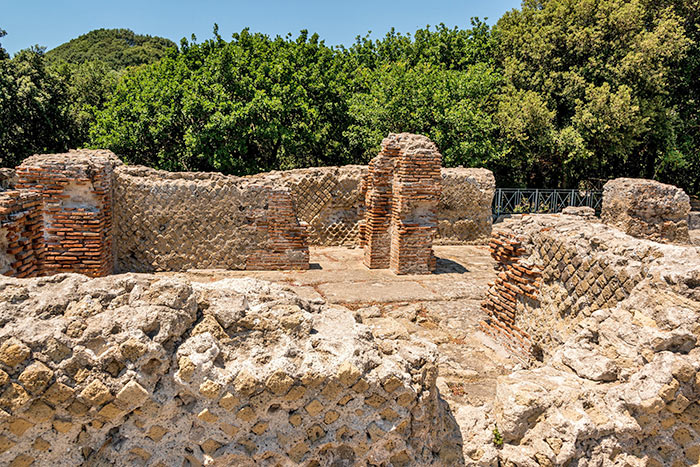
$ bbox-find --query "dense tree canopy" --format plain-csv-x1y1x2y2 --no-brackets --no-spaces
45,28,176,69
1,2,699,193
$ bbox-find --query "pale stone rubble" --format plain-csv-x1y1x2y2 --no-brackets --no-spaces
477,213,700,466
0,274,460,466
602,177,691,244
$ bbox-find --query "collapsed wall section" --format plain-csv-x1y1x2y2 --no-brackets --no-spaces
480,213,700,466
15,150,120,277
114,166,309,272
602,177,691,244
0,275,458,466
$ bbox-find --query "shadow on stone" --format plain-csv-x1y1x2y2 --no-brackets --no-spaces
434,257,469,274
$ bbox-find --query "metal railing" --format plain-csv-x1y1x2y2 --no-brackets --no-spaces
493,188,602,218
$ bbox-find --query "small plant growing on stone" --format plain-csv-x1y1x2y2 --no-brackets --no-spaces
492,425,504,447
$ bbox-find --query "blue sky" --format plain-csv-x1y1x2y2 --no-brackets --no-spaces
1,0,522,55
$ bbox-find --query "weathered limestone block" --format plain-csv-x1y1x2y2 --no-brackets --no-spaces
16,150,121,277
602,177,691,243
0,274,455,466
437,167,495,245
362,133,442,274
114,166,309,272
482,214,700,466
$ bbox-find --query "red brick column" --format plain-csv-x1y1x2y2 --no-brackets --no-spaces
362,133,442,274
15,150,119,277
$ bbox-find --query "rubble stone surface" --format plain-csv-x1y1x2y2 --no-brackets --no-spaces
481,214,700,466
602,177,691,243
0,274,458,466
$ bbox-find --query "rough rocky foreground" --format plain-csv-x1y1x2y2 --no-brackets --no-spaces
0,274,461,466
487,214,700,466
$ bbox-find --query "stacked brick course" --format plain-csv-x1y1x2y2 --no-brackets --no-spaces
246,189,310,270
361,133,442,274
0,191,43,277
15,150,119,277
480,230,538,357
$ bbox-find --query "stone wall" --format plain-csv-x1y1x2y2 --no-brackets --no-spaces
16,150,120,278
253,164,495,247
114,166,309,273
0,191,43,278
1,148,494,277
602,177,691,243
480,213,700,465
0,274,458,466
437,167,494,244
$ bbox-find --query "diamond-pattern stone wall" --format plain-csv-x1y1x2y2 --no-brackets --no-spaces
481,214,649,362
256,165,495,248
114,166,309,272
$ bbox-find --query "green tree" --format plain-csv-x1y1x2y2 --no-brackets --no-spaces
495,0,692,188
346,61,503,168
91,29,357,174
45,28,176,69
0,46,74,167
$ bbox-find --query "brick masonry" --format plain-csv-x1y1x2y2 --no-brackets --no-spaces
480,230,538,358
0,191,43,278
15,150,119,278
1,147,494,277
361,133,443,274
255,165,495,248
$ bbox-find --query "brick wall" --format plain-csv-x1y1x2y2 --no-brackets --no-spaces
0,191,43,278
15,150,119,277
361,133,442,275
480,230,539,358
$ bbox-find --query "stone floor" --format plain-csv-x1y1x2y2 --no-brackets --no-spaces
167,245,519,462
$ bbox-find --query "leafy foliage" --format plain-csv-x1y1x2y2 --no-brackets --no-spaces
1,6,699,194
45,28,176,69
0,46,74,167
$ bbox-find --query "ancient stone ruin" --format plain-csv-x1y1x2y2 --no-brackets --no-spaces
361,133,442,275
0,145,698,466
478,181,699,465
0,140,493,278
602,177,691,244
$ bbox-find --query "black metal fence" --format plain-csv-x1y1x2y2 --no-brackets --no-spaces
493,188,603,218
